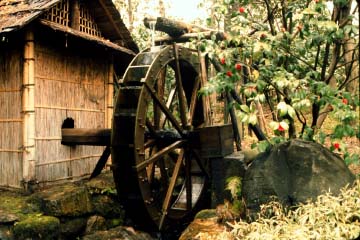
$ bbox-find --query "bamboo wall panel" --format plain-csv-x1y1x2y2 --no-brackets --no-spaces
0,47,23,188
34,42,109,184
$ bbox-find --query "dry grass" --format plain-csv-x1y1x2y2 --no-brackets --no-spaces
227,179,360,240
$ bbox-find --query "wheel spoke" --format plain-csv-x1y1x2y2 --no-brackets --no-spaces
154,68,166,129
188,74,200,125
191,149,209,178
145,82,183,135
159,150,184,230
135,140,185,171
160,88,177,128
185,151,192,210
173,44,189,128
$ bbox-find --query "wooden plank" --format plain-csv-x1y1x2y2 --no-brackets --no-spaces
61,128,111,146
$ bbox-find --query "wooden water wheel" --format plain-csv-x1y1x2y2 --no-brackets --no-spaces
111,44,210,231
61,17,257,232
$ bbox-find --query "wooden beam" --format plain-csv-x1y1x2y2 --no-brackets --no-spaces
61,128,111,146
154,31,227,45
98,0,126,45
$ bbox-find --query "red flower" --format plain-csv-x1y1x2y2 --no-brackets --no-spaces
333,142,340,150
239,7,245,13
277,125,285,132
235,63,242,70
260,33,267,39
220,58,226,65
342,98,348,105
226,71,233,77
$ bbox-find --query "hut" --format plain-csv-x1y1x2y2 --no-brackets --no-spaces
0,0,138,189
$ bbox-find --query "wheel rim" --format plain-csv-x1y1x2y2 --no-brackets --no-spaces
111,45,209,231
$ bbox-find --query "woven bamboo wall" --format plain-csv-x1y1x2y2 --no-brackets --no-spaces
0,46,23,188
34,41,109,184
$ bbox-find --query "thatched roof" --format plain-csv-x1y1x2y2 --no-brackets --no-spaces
0,0,139,53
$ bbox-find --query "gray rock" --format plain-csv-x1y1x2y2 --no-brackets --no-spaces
81,225,155,240
35,184,93,217
59,217,87,239
91,195,124,218
0,225,13,240
0,210,18,223
242,139,356,216
85,215,107,234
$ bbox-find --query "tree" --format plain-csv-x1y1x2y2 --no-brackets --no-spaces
197,0,359,163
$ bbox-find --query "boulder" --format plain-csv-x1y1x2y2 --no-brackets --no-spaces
0,225,13,240
242,139,356,216
85,171,116,195
0,210,18,224
81,225,155,240
91,194,124,218
35,184,93,217
179,209,234,240
85,215,107,234
13,215,60,240
59,217,87,239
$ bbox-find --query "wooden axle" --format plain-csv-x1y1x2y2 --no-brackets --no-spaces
61,128,111,146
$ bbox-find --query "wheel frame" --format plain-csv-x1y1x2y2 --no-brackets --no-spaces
111,44,209,231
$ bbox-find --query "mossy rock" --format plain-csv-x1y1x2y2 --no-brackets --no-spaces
0,191,41,221
35,184,93,217
194,209,217,220
13,215,60,240
105,218,124,229
85,171,116,195
60,217,87,238
91,195,124,218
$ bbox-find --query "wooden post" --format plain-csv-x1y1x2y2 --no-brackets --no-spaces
106,60,114,129
71,0,80,30
22,28,36,184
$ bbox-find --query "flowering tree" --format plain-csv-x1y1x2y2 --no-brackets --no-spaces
197,0,359,164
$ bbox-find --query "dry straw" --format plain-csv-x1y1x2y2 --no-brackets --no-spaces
228,179,360,240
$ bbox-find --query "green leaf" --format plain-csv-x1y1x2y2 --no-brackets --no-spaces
240,105,250,113
277,102,288,117
249,113,258,126
318,21,338,30
287,106,296,119
257,140,271,152
269,121,279,131
302,8,319,15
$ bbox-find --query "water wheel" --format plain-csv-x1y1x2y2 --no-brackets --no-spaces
111,44,210,231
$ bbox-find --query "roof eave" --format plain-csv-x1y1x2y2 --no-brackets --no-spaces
39,19,136,56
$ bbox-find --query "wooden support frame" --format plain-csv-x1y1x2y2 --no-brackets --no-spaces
22,28,36,183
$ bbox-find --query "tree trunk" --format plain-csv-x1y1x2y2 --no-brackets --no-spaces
127,0,134,32
316,1,357,129
144,17,192,37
